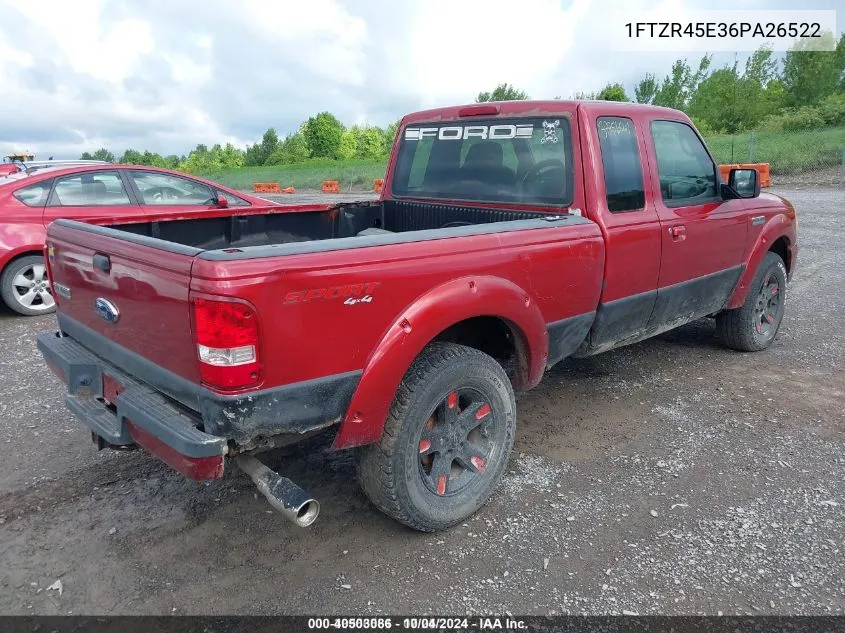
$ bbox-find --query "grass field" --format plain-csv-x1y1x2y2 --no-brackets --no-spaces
704,126,845,175
198,127,845,190
198,159,386,191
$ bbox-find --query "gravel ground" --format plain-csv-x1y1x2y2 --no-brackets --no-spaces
772,167,844,189
0,188,842,616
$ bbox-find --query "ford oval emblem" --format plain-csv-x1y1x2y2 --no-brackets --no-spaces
94,298,120,324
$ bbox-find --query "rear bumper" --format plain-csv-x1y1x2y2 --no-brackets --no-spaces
53,314,361,449
37,331,227,480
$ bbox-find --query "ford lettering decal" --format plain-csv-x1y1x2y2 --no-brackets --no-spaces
94,298,120,324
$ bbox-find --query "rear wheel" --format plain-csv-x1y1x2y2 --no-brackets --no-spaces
716,252,787,351
358,343,516,532
1,255,56,316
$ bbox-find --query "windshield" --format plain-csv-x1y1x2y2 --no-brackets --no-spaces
391,116,574,206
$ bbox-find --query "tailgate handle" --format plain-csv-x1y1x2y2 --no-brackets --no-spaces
93,253,111,273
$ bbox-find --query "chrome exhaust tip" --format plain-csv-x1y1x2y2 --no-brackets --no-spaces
236,455,320,527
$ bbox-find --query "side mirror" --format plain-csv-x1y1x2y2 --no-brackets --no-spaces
216,195,229,208
727,168,760,199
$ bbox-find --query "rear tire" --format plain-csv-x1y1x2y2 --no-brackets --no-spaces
716,252,787,352
1,255,56,316
358,343,516,532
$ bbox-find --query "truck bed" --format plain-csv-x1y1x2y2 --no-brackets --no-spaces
108,200,553,251
44,199,603,452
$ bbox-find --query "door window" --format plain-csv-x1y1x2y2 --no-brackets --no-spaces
650,120,717,205
50,172,131,206
129,171,214,205
215,188,250,207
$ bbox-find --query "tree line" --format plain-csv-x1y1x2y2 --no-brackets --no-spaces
80,33,845,171
481,33,845,135
81,113,398,172
632,32,844,134
571,31,845,134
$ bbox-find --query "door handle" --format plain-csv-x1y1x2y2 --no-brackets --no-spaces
93,253,111,272
669,225,686,241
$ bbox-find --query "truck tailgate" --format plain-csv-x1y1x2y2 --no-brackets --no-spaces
46,220,201,385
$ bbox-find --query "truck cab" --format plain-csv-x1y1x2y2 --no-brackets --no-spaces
387,100,795,356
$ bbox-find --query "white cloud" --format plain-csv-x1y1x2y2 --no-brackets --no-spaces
0,42,33,68
162,53,213,87
0,0,839,158
11,1,153,83
396,0,591,104
237,0,369,86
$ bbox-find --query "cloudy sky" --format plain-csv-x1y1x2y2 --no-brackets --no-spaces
0,0,840,158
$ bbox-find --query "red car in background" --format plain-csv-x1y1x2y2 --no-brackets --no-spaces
0,165,277,315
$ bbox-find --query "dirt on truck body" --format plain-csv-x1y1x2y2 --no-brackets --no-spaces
38,100,797,532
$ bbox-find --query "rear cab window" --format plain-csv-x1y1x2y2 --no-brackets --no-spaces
392,116,574,206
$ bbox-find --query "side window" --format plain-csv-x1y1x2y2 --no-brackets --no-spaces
596,117,645,213
129,171,214,205
650,120,717,204
13,181,52,207
51,172,131,206
215,189,250,207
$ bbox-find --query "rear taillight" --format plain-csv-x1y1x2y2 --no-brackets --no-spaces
192,297,261,390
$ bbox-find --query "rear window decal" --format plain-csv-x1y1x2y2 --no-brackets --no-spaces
405,124,534,141
541,120,561,144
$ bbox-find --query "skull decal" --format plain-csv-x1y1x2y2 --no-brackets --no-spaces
540,119,561,145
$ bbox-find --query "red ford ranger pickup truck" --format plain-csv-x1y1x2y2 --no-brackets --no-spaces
37,101,797,531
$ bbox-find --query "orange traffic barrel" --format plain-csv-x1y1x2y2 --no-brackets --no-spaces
718,164,738,183
719,163,771,188
748,163,771,187
253,182,281,193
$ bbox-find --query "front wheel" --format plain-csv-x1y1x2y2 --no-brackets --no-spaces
358,343,516,532
716,252,787,352
1,255,56,316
